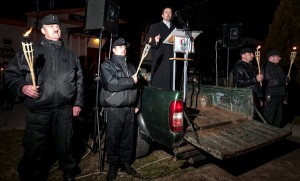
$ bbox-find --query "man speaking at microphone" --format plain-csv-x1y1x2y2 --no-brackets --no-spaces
145,6,176,90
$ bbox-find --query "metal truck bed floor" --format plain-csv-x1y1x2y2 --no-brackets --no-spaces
184,107,292,160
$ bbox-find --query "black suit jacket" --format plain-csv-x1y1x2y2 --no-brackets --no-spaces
146,21,175,90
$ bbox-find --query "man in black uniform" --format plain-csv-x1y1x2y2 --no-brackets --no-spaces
5,14,84,181
100,37,140,181
232,48,264,120
262,50,289,127
146,6,176,90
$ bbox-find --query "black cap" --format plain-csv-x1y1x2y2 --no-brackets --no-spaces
240,48,254,55
41,14,60,26
266,50,282,58
112,37,130,48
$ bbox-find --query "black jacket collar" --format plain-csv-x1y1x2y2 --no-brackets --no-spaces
40,36,63,49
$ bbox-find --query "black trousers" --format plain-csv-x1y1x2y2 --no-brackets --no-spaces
105,107,135,165
252,92,264,121
18,106,76,181
264,95,284,127
151,57,173,90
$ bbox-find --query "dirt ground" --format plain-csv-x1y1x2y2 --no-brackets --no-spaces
1,130,300,181
54,135,300,181
154,137,300,181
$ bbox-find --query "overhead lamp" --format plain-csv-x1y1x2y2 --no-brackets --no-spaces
87,37,106,48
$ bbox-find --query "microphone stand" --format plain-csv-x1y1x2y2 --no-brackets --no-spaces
174,11,202,147
93,29,106,172
175,11,194,42
173,11,193,104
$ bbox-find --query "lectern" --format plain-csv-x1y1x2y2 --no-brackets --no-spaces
163,28,202,102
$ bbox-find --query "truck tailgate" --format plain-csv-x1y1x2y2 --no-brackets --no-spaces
184,107,292,160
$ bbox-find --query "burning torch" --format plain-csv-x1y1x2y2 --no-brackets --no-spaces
136,38,152,74
22,27,36,88
287,47,297,78
255,45,262,86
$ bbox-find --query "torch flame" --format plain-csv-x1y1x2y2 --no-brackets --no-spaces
293,47,297,50
256,45,261,50
23,27,33,37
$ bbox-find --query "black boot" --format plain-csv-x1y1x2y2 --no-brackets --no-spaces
107,165,118,181
120,162,137,176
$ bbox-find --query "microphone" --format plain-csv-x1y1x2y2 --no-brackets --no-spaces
172,11,178,19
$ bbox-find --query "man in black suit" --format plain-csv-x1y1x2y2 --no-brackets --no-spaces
146,6,176,90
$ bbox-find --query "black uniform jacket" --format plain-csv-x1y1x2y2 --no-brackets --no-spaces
100,55,140,109
233,60,258,88
262,61,286,96
5,37,84,111
232,60,262,96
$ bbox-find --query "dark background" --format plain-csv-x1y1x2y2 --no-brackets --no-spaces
0,0,281,80
1,0,280,42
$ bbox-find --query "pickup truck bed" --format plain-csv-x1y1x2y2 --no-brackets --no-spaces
138,85,292,161
184,106,291,160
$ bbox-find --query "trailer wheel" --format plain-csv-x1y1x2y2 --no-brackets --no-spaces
135,127,151,159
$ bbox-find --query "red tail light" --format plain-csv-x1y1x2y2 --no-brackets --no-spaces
169,100,183,132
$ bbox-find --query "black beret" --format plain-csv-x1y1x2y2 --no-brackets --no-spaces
240,48,254,55
41,14,60,26
266,50,282,58
112,37,130,48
